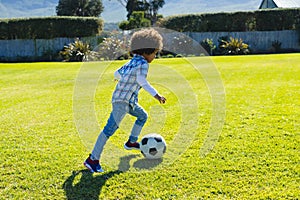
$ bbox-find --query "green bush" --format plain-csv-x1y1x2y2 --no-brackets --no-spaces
220,37,250,55
119,11,151,30
271,40,282,52
175,54,183,58
212,36,229,55
0,17,103,40
159,8,300,32
91,36,130,61
200,38,216,55
0,20,9,40
59,38,91,61
255,9,300,31
169,35,195,55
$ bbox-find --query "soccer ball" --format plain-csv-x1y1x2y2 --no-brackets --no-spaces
140,133,167,159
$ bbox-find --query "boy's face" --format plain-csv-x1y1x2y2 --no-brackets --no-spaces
143,49,159,63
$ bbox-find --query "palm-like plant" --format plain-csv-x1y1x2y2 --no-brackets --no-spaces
221,37,249,55
60,38,91,61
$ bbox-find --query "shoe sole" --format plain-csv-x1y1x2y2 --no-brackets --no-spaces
83,162,104,173
84,162,95,173
124,144,140,150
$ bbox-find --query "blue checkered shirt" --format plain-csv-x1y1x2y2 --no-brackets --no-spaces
112,55,149,107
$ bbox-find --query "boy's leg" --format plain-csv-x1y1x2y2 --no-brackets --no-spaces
90,131,108,160
90,103,128,160
128,104,148,142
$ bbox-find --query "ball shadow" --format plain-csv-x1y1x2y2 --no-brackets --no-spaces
133,158,163,170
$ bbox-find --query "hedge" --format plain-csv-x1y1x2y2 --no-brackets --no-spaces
0,16,103,40
159,8,300,32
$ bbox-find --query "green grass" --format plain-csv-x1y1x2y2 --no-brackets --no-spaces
0,54,299,199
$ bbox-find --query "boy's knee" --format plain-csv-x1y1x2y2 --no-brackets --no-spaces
137,112,148,125
103,123,118,138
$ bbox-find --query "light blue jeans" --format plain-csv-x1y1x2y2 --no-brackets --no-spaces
103,102,148,142
91,102,148,160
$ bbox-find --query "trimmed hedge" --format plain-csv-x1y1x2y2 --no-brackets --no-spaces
0,16,103,40
159,8,300,32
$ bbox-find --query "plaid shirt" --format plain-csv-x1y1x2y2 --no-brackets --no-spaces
112,55,149,107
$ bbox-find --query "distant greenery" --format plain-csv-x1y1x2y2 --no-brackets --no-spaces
117,0,165,30
220,37,250,55
159,8,300,32
0,17,103,39
271,40,282,53
116,0,165,25
200,38,216,55
119,11,151,30
0,54,299,199
56,0,104,17
60,38,91,61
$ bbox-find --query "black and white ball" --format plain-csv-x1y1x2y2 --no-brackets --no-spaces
140,133,167,159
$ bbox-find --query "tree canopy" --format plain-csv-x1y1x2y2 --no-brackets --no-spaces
112,0,165,24
56,0,104,17
119,11,151,30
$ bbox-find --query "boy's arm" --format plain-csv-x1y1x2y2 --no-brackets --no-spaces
137,74,166,104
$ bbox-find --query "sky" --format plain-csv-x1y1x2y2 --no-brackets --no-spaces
0,0,262,23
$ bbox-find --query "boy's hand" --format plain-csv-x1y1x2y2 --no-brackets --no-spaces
154,94,166,104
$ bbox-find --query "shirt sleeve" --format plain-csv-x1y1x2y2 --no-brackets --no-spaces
136,74,158,96
114,70,121,80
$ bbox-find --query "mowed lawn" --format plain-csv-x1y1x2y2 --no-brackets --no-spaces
0,54,299,199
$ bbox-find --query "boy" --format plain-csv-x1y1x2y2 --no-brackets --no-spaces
84,28,166,173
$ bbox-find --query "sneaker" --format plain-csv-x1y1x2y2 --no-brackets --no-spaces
83,155,104,173
124,140,140,150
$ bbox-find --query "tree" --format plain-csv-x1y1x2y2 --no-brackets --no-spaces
119,11,151,30
147,0,165,24
111,0,165,25
126,0,149,20
56,0,104,17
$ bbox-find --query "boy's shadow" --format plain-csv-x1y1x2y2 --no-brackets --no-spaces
63,155,162,200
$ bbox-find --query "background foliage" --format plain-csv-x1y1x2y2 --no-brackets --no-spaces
220,37,250,55
56,0,104,17
117,0,165,26
159,8,300,32
0,17,103,40
59,38,91,62
119,11,151,30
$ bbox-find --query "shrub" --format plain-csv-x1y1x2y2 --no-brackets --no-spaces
175,54,183,58
200,38,216,55
220,37,249,55
92,36,130,61
271,40,282,53
159,8,300,32
60,38,91,61
214,36,229,55
169,35,195,56
0,17,103,39
119,11,151,30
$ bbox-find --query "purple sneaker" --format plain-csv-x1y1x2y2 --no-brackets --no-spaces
83,155,104,173
124,140,140,150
